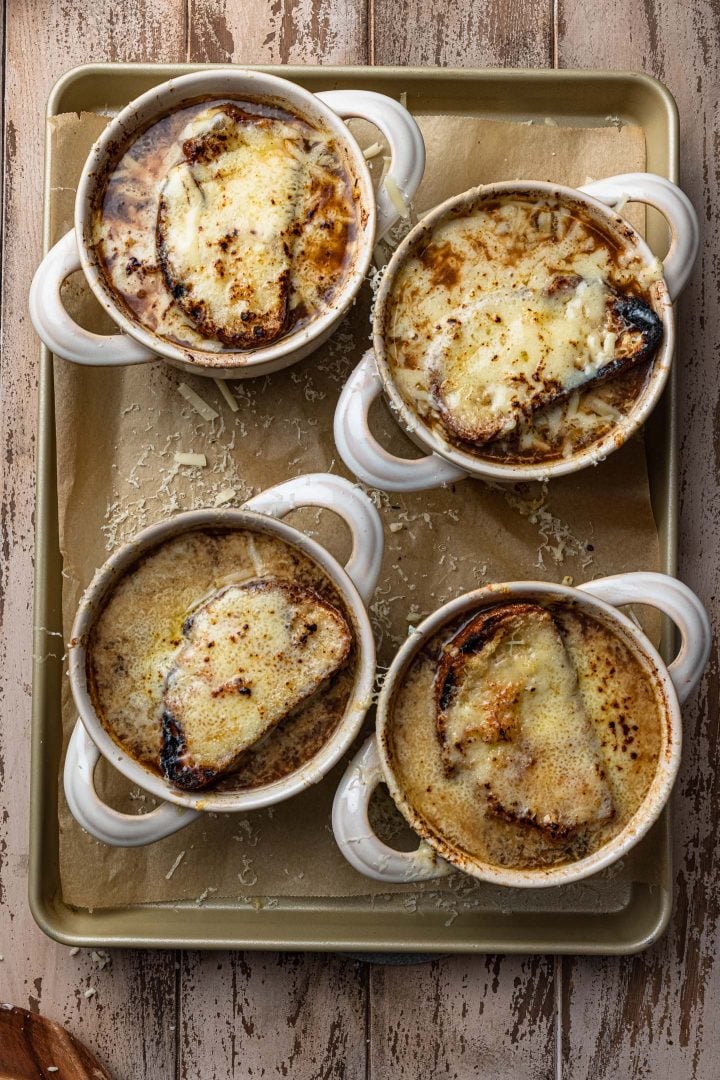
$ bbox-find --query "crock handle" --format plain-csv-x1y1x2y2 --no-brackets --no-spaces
64,720,199,846
334,350,467,493
317,90,425,240
579,173,699,302
577,572,710,704
29,229,157,366
332,737,452,883
242,472,384,604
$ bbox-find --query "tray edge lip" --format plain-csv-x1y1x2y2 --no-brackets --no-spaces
31,62,679,955
47,61,681,118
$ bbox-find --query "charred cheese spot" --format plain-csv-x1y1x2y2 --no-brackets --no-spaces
385,193,663,463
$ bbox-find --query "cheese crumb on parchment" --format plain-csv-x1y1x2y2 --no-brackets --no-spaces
213,377,240,413
174,451,207,467
177,382,219,422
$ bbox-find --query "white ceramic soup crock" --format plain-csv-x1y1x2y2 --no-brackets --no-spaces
30,68,425,379
334,174,699,490
333,572,710,888
65,473,383,847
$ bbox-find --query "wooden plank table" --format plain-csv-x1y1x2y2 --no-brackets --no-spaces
1,1,717,1075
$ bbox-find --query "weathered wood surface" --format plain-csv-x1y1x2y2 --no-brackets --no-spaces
557,1,720,1077
0,1,717,1078
0,3,183,1078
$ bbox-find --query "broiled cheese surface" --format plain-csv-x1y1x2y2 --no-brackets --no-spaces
385,194,662,462
387,601,663,871
162,581,351,789
436,604,613,836
87,528,357,792
92,98,359,358
158,108,306,347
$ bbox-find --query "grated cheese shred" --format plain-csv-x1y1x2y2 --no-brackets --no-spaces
177,383,219,422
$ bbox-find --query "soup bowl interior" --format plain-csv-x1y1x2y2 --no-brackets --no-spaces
76,69,376,373
376,581,679,888
373,181,674,483
69,508,375,812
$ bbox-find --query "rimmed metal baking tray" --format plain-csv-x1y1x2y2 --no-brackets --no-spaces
31,64,679,953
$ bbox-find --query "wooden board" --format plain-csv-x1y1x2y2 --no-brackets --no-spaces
1,1,717,1078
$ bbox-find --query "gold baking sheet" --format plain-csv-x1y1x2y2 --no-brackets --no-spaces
31,65,679,953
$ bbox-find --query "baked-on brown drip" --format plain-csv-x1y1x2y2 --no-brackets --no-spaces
386,599,663,871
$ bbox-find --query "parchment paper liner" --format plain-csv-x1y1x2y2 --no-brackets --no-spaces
48,108,664,910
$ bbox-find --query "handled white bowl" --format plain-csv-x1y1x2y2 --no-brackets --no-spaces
334,174,699,490
30,68,425,379
65,473,384,847
332,572,710,888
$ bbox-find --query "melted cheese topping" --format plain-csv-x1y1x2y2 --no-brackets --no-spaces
438,605,613,835
163,581,351,786
387,601,663,871
92,98,360,358
87,529,357,791
384,194,662,463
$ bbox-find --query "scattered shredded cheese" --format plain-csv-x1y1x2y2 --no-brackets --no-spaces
213,377,240,413
165,850,186,880
177,382,219,422
214,487,236,506
84,988,96,999
174,451,207,467
384,175,410,219
363,141,384,159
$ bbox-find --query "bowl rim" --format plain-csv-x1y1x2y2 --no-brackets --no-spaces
68,506,377,811
73,67,377,373
375,579,680,888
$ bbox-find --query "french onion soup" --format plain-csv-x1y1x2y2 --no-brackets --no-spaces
86,528,357,792
383,192,664,465
386,599,664,870
91,98,361,358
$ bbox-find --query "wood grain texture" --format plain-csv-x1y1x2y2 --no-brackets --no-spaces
372,0,552,66
557,2,720,1077
178,952,367,1079
188,0,367,64
370,956,556,1080
4,2,718,1079
0,1006,113,1080
0,2,185,1078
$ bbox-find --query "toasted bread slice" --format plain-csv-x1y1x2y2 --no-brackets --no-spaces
429,278,662,447
434,603,613,838
157,105,307,348
161,580,352,790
